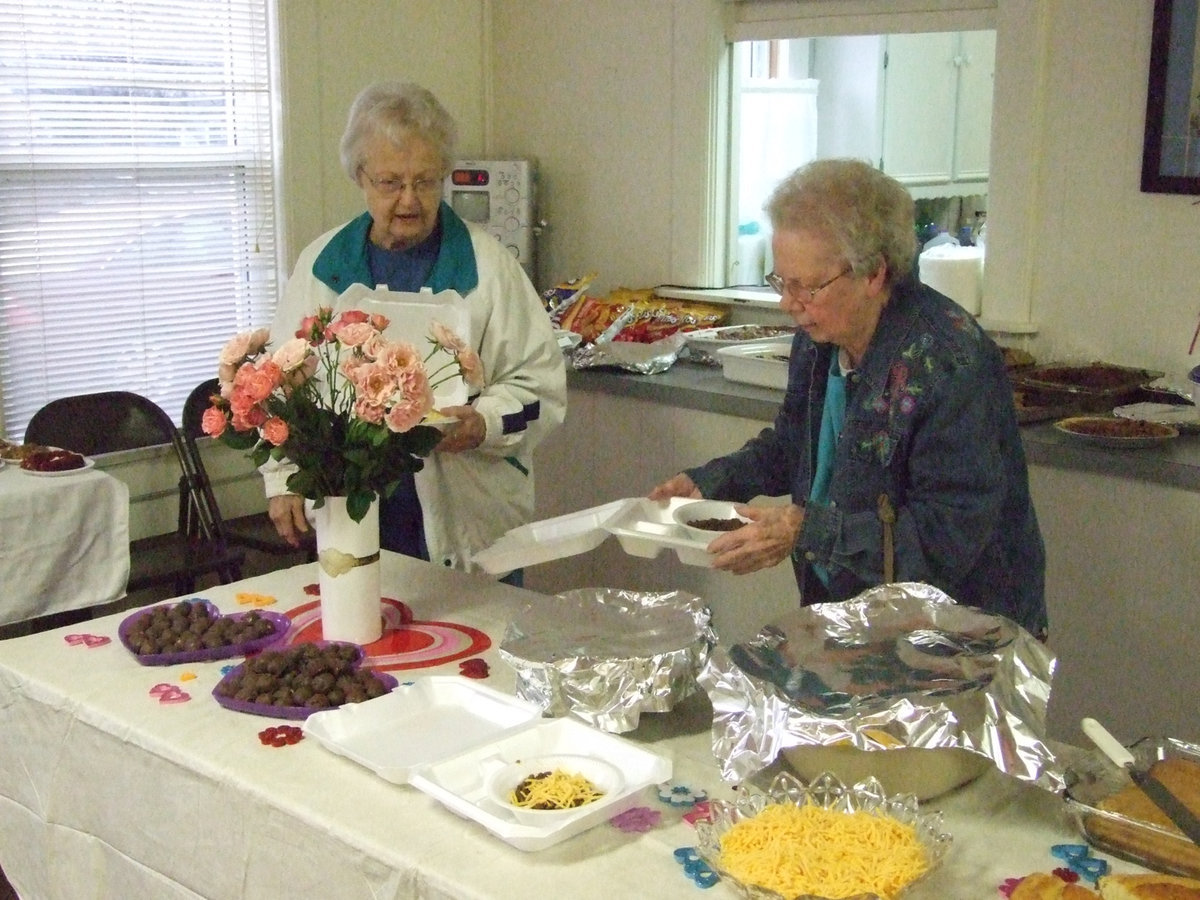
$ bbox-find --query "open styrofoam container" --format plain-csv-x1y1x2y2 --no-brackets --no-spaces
717,341,790,390
303,677,672,851
471,497,720,574
334,283,471,407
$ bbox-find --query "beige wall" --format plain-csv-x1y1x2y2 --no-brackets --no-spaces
274,1,1198,385
275,0,489,275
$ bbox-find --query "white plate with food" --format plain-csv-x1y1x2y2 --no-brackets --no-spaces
20,451,95,475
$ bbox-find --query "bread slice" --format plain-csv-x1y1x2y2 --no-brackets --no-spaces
1097,873,1200,899
1012,872,1099,899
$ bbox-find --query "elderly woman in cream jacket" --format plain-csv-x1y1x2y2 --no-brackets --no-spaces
265,81,565,582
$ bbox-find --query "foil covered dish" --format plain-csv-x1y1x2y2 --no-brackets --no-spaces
498,587,715,733
697,582,1062,797
1065,735,1200,878
693,769,952,900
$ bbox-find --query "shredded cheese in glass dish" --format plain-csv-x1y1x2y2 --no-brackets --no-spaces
695,770,951,900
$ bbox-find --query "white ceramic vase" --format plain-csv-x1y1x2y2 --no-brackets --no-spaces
313,496,382,644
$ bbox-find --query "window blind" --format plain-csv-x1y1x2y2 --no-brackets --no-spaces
0,0,278,440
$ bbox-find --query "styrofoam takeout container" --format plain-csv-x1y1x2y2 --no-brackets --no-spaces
683,324,794,366
717,341,791,390
303,677,672,851
471,497,721,574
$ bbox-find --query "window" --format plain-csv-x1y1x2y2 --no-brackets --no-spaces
0,0,278,440
728,31,993,288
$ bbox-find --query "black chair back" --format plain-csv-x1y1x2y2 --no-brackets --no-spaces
24,390,244,594
181,379,315,561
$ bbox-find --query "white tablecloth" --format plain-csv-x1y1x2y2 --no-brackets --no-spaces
0,554,1153,899
0,462,129,625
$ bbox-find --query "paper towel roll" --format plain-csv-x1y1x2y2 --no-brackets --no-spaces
918,244,984,315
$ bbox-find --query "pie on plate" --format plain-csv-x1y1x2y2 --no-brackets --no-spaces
1054,416,1178,448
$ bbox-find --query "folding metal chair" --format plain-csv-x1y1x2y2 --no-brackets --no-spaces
24,390,246,595
181,379,316,563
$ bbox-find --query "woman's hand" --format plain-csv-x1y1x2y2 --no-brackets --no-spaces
648,473,701,501
705,503,805,575
268,494,310,547
434,404,485,453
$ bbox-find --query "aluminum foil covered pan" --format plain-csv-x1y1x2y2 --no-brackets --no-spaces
697,582,1063,792
499,588,715,734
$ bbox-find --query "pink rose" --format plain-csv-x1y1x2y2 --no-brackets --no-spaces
231,404,267,431
201,406,228,437
219,327,270,366
384,396,428,433
360,332,387,360
369,313,390,331
238,361,281,404
355,364,398,407
376,340,422,372
272,337,311,373
260,416,289,445
429,321,468,355
456,347,485,389
335,321,376,349
353,397,385,425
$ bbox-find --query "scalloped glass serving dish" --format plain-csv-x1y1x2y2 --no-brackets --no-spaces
694,770,952,900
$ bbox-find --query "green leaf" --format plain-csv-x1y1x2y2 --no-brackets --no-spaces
346,490,374,523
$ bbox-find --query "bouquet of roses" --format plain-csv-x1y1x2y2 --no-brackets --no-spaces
202,306,483,522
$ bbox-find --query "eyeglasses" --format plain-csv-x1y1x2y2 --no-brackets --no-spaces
765,266,853,304
363,173,442,199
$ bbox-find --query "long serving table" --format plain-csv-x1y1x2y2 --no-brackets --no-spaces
0,553,1154,899
0,461,129,627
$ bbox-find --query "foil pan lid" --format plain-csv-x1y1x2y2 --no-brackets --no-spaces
499,587,715,734
697,582,1064,790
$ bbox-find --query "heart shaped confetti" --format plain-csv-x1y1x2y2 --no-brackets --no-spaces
64,633,111,648
149,683,191,704
458,658,489,679
236,591,277,607
258,724,304,747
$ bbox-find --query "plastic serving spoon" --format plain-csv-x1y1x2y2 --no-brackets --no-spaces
1081,717,1200,848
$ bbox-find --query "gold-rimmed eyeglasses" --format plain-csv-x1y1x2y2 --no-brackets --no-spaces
765,266,853,304
363,172,443,199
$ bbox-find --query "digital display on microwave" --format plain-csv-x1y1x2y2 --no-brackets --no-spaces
451,169,490,186
450,190,490,224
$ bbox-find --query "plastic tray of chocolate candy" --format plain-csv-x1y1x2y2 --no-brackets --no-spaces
118,599,291,666
212,641,398,720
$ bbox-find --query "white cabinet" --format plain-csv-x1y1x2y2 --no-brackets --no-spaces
880,30,994,191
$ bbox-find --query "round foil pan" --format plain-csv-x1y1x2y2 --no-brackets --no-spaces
498,587,715,733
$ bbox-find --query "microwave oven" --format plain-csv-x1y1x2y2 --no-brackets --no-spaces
444,159,537,283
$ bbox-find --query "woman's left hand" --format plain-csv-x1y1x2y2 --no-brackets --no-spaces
706,503,805,575
434,404,485,453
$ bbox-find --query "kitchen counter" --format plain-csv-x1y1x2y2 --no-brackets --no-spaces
566,364,1200,493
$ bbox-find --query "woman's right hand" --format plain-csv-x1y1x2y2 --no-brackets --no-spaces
648,473,701,502
268,494,310,547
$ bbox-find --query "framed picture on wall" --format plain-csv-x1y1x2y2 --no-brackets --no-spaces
1142,0,1200,194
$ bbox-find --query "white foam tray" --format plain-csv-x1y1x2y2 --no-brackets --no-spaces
303,677,672,851
471,497,718,574
718,340,790,390
684,324,794,365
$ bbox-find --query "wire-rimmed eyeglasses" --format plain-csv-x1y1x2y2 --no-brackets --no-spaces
363,172,442,199
765,266,852,304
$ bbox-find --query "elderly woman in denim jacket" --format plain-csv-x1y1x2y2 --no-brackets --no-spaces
649,159,1046,636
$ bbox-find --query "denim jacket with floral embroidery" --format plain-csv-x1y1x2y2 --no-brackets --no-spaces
686,278,1046,634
